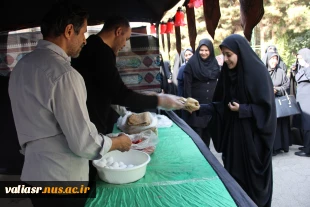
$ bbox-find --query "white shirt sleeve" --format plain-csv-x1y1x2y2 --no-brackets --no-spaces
51,70,112,160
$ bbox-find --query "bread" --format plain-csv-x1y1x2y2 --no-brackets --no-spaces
127,112,152,126
183,97,200,112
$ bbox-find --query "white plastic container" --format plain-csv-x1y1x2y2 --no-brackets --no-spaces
93,150,151,184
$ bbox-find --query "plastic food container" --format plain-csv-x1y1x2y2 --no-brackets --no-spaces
93,149,151,184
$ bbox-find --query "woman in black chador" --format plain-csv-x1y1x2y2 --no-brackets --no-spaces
292,48,310,157
183,38,220,147
265,52,291,155
198,34,276,207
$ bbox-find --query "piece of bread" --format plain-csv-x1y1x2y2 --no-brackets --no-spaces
127,112,152,126
184,97,200,112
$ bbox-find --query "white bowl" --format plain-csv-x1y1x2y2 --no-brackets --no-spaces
93,149,151,184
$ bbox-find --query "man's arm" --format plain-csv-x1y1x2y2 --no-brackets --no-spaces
96,51,185,111
92,48,158,109
109,66,159,109
52,70,131,160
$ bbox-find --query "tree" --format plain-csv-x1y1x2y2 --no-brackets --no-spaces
160,0,310,69
252,0,310,65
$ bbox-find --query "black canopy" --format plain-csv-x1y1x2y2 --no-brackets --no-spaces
0,0,180,33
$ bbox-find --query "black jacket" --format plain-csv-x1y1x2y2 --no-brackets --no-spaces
71,35,158,134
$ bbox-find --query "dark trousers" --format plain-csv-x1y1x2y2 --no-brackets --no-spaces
24,182,89,207
303,130,310,153
29,196,87,207
89,160,98,181
192,126,210,148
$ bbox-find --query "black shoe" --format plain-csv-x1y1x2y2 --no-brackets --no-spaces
298,146,305,151
272,149,282,156
273,150,280,156
295,151,310,157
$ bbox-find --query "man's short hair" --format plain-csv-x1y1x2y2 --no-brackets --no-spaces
40,2,89,38
101,16,130,32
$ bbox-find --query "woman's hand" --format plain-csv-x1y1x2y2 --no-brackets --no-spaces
228,102,239,111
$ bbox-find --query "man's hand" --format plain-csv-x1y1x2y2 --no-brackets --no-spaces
274,88,277,94
228,102,239,111
109,133,132,152
157,94,185,111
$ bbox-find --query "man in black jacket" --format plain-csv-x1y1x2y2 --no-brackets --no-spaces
72,16,185,135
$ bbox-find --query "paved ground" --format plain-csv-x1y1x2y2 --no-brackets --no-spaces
209,143,310,207
1,143,310,207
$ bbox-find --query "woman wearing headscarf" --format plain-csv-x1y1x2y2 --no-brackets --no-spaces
177,48,194,97
198,34,276,207
175,48,194,118
172,49,186,90
183,39,220,147
261,45,288,74
157,54,174,94
265,52,291,155
292,48,310,157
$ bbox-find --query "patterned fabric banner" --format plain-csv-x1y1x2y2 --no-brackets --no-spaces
116,51,161,93
0,30,161,93
0,31,42,76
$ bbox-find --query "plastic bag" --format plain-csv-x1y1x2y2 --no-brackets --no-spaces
129,129,158,155
128,129,158,150
152,113,173,128
106,129,159,155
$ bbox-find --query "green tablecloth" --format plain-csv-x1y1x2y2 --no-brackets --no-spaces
85,123,237,207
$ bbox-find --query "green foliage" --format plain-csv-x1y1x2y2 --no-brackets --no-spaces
160,0,310,69
282,30,310,69
262,0,310,67
289,30,310,53
214,0,241,46
275,34,295,67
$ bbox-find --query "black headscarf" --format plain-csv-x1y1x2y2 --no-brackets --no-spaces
294,48,310,86
172,48,193,87
180,49,186,65
264,45,277,53
183,48,193,63
173,48,193,87
266,51,281,81
185,39,220,81
266,51,279,70
211,34,276,207
266,52,289,95
172,49,186,83
215,35,275,120
160,59,172,94
290,48,310,96
297,48,310,65
262,45,287,72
